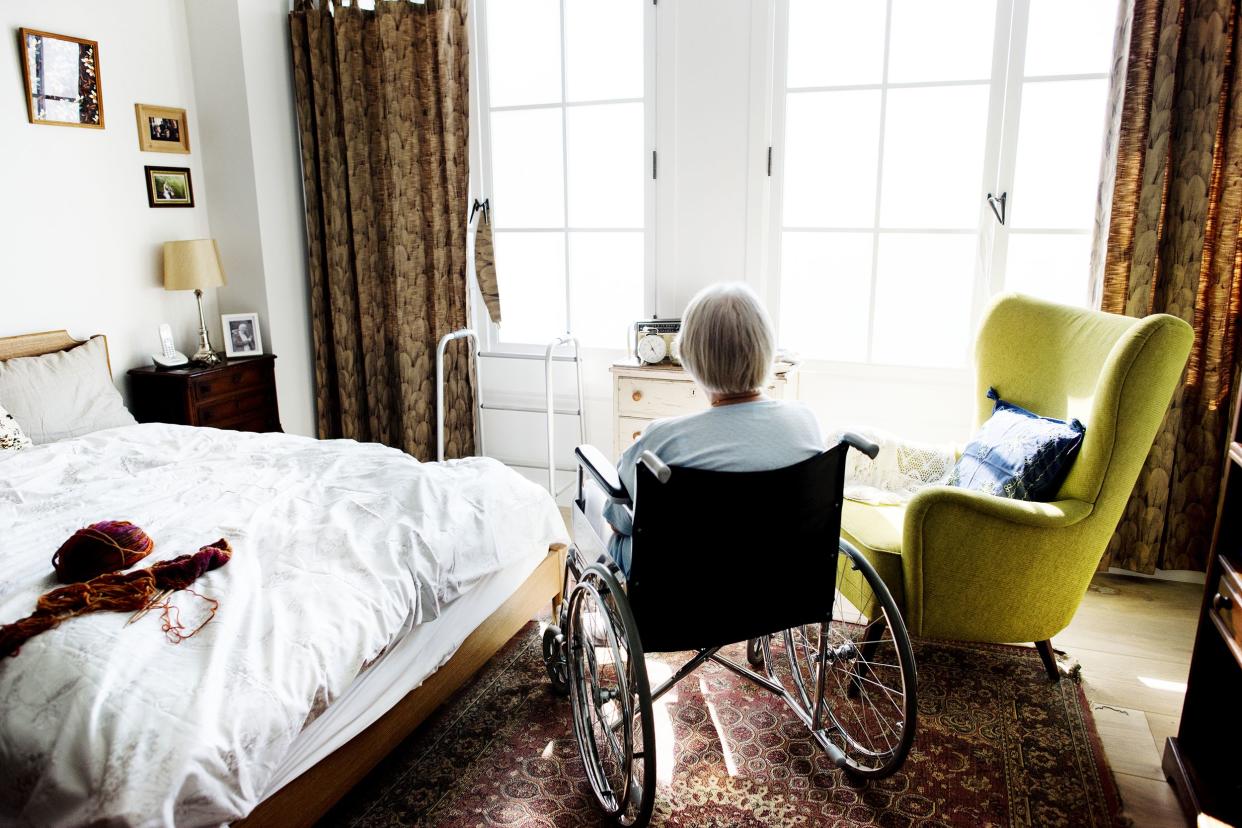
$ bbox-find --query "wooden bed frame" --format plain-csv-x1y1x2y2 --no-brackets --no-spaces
0,329,568,827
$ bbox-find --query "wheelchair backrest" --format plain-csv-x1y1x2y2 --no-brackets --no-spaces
626,442,848,653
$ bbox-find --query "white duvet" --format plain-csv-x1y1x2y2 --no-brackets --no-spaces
0,424,567,827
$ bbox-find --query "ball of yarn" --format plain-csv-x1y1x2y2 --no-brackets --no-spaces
52,521,155,584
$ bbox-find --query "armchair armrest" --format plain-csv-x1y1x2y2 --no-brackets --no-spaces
907,486,1093,530
574,445,630,503
901,486,1097,642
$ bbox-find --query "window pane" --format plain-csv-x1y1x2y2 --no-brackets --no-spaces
1004,233,1092,307
485,0,561,108
565,0,643,102
491,108,565,229
872,234,977,367
1025,0,1119,77
779,232,873,362
566,103,643,228
887,0,996,83
495,232,567,344
569,232,644,348
782,90,882,227
786,0,886,88
1010,79,1109,229
880,86,990,229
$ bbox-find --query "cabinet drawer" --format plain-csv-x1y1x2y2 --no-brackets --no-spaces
192,361,269,403
618,416,651,452
1214,559,1242,660
617,377,708,418
197,392,273,429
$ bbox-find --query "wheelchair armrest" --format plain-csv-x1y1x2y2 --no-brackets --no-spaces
841,431,880,460
574,445,631,503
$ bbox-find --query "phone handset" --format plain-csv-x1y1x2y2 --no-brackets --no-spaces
152,323,189,369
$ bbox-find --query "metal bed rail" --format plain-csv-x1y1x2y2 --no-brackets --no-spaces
436,329,587,497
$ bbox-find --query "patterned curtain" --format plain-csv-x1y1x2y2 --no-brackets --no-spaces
289,0,476,461
1092,0,1242,572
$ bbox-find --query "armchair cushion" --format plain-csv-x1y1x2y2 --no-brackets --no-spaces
947,387,1085,501
840,500,906,609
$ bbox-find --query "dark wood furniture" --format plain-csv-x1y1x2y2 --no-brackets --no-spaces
1163,382,1242,825
127,355,282,433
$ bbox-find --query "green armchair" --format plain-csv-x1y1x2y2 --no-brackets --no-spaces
840,293,1193,680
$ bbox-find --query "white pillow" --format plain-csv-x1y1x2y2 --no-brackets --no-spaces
0,402,32,452
0,336,136,444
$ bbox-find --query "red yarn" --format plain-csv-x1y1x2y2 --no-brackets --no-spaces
52,520,155,583
0,538,233,658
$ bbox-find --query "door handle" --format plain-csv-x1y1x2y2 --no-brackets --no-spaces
987,192,1007,225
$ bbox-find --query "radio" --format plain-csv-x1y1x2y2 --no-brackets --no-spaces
632,318,681,366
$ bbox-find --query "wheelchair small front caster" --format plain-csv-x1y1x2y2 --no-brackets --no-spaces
746,637,765,668
542,625,570,696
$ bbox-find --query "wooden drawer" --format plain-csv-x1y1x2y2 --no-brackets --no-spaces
196,392,274,429
618,416,650,452
617,377,708,418
1213,558,1242,665
192,360,269,403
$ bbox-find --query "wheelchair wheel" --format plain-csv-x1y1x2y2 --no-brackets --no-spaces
766,539,917,778
566,563,656,827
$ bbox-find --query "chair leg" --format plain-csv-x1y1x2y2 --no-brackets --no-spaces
1035,639,1060,682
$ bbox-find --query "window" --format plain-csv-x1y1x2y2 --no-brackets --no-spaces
474,0,653,349
770,0,1118,368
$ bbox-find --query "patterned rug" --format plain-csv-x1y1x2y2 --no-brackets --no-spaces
323,622,1123,827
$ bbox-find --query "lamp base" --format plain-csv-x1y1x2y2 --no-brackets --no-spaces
189,288,223,367
191,347,224,367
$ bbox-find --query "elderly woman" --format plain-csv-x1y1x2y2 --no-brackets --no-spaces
596,282,824,576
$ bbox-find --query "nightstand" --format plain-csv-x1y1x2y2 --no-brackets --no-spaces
127,355,282,433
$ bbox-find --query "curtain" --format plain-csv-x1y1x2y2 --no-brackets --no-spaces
1093,0,1242,572
472,199,502,323
289,0,476,461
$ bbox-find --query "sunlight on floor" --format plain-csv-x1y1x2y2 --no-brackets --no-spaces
647,660,676,785
701,676,739,777
1137,675,1187,693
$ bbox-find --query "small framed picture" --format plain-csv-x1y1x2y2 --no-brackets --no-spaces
135,103,189,153
144,165,194,208
222,313,263,359
18,28,104,128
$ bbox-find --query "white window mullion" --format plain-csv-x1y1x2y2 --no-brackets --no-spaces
864,0,894,363
557,0,573,337
988,0,1031,301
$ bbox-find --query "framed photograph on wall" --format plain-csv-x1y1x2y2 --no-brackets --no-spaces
221,313,263,359
18,28,104,128
144,165,194,208
135,103,189,153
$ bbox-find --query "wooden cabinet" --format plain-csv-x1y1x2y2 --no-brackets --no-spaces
127,355,282,434
610,361,799,456
1163,388,1242,825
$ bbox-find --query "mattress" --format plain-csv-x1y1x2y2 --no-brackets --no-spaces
261,545,547,796
0,423,568,827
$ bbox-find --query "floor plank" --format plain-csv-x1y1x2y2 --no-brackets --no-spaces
1115,772,1187,827
1090,704,1166,781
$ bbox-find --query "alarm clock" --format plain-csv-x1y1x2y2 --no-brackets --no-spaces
636,330,668,365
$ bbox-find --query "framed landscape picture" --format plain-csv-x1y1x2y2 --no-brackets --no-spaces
135,103,190,153
144,165,194,208
18,28,104,128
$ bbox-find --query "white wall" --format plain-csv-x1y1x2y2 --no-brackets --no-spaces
184,0,316,437
0,0,216,393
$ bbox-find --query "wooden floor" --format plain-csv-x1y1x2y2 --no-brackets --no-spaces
1057,573,1202,828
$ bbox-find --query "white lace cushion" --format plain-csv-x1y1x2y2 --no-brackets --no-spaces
0,403,32,451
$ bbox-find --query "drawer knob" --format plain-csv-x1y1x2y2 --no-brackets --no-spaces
632,430,641,440
1214,592,1234,613
632,390,643,402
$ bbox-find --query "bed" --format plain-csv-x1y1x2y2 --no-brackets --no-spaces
0,331,569,827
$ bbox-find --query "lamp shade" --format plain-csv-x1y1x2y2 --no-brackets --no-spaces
163,239,227,291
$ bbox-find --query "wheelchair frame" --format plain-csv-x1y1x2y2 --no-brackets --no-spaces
542,437,918,827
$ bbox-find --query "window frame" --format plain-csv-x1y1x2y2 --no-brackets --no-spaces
764,0,1113,373
468,0,659,356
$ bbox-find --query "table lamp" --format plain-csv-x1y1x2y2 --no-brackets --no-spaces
164,239,227,366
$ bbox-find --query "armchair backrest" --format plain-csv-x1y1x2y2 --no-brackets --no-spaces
973,294,1193,514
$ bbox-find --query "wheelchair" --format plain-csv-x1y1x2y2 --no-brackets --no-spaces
541,434,918,827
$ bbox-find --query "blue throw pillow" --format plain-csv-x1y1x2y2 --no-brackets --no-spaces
947,388,1086,501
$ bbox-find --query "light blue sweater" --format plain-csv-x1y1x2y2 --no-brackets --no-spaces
602,399,825,574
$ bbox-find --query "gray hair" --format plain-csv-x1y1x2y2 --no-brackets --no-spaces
677,283,774,395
